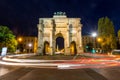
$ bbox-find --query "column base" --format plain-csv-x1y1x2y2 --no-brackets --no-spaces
64,47,70,55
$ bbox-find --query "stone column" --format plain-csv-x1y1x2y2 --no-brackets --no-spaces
64,24,70,55
50,30,53,47
67,25,70,47
50,29,55,55
51,19,56,55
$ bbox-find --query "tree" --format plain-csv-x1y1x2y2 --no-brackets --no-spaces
98,17,116,52
117,30,120,49
118,30,120,38
0,26,17,52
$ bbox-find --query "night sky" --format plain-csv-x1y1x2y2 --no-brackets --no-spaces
0,0,120,36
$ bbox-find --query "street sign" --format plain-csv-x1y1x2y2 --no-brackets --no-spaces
1,47,7,57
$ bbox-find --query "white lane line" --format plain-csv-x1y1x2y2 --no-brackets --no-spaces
2,57,74,63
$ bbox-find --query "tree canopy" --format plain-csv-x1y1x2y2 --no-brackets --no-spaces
98,17,116,52
0,26,17,52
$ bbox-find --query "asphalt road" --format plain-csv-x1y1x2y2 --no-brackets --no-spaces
0,66,120,80
0,65,20,76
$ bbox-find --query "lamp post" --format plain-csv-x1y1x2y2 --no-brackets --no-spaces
17,37,23,53
97,38,102,48
91,32,97,53
28,43,32,53
97,37,102,53
91,32,97,47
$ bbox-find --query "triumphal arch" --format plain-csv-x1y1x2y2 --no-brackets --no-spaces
37,12,83,55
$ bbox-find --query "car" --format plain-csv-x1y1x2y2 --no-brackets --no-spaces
111,50,120,55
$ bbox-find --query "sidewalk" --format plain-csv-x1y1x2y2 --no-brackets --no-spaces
79,53,111,58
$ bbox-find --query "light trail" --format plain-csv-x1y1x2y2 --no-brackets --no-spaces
1,54,120,69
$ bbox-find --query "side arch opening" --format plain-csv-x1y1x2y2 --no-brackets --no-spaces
43,41,50,55
70,41,77,55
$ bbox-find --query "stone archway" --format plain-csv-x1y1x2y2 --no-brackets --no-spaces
70,41,77,55
43,41,50,55
37,12,83,55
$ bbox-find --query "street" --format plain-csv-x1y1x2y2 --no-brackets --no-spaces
0,66,120,80
0,65,20,76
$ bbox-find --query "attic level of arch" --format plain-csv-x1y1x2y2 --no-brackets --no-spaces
38,19,81,31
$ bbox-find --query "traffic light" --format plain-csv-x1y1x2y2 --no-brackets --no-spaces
86,46,89,48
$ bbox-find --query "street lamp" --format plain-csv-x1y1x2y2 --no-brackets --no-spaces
18,37,22,42
92,32,97,37
97,38,102,42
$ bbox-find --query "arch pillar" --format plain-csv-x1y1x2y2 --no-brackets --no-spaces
37,24,44,55
64,37,70,55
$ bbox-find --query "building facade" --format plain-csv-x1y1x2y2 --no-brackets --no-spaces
82,35,100,52
17,36,38,53
37,12,83,55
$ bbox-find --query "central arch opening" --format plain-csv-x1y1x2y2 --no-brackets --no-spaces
55,33,64,54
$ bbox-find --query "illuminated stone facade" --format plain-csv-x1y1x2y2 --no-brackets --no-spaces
37,12,83,55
